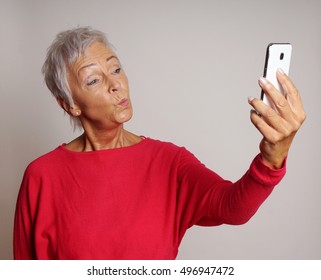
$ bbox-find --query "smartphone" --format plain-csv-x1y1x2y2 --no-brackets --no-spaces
261,43,292,108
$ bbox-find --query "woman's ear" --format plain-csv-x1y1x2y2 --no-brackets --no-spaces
56,97,69,112
56,97,81,117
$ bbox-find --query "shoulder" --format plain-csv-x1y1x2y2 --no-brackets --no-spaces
18,147,64,194
145,137,179,149
23,146,63,178
143,137,200,165
143,137,185,156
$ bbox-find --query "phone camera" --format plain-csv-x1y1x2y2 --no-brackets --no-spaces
280,53,284,60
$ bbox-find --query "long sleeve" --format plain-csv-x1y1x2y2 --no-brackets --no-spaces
14,167,38,260
207,154,286,225
175,148,286,239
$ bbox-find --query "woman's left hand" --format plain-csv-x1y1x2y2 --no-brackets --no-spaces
248,69,306,169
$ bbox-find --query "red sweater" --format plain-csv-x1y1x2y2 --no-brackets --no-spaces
14,138,285,259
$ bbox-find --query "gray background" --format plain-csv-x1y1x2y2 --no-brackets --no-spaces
1,0,320,260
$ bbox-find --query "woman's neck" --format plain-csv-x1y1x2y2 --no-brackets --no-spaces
65,125,142,152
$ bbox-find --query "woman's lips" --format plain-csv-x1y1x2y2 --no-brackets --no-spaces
118,98,129,107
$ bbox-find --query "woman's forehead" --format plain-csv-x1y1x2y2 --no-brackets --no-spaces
71,42,118,73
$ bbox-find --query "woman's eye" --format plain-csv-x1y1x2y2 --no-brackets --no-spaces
114,68,121,74
87,79,99,86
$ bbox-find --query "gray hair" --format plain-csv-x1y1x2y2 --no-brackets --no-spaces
42,27,113,129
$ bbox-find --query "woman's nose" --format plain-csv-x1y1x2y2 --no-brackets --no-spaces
108,77,121,94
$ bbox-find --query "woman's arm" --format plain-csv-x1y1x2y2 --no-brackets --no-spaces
176,148,286,232
14,170,37,260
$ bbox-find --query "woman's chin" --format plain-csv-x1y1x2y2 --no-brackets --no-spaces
116,110,133,124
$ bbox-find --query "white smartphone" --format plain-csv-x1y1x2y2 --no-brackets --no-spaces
261,43,292,108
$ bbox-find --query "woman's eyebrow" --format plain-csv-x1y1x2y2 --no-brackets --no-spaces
78,55,119,76
106,55,118,62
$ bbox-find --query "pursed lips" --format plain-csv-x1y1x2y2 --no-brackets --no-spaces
117,98,129,107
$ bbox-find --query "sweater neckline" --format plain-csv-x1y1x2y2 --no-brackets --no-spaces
58,136,150,155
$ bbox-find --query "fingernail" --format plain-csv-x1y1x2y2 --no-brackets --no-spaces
277,68,285,75
248,96,255,103
259,77,268,85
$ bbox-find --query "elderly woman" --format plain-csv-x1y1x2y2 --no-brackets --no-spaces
14,27,306,260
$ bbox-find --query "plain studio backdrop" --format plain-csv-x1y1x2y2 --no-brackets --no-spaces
1,0,320,260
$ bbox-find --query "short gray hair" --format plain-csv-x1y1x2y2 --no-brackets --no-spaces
42,26,113,129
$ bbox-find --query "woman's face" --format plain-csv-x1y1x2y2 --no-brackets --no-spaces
67,42,132,129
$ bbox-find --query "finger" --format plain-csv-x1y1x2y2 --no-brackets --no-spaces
258,77,293,120
276,70,307,122
250,109,281,144
248,97,291,136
